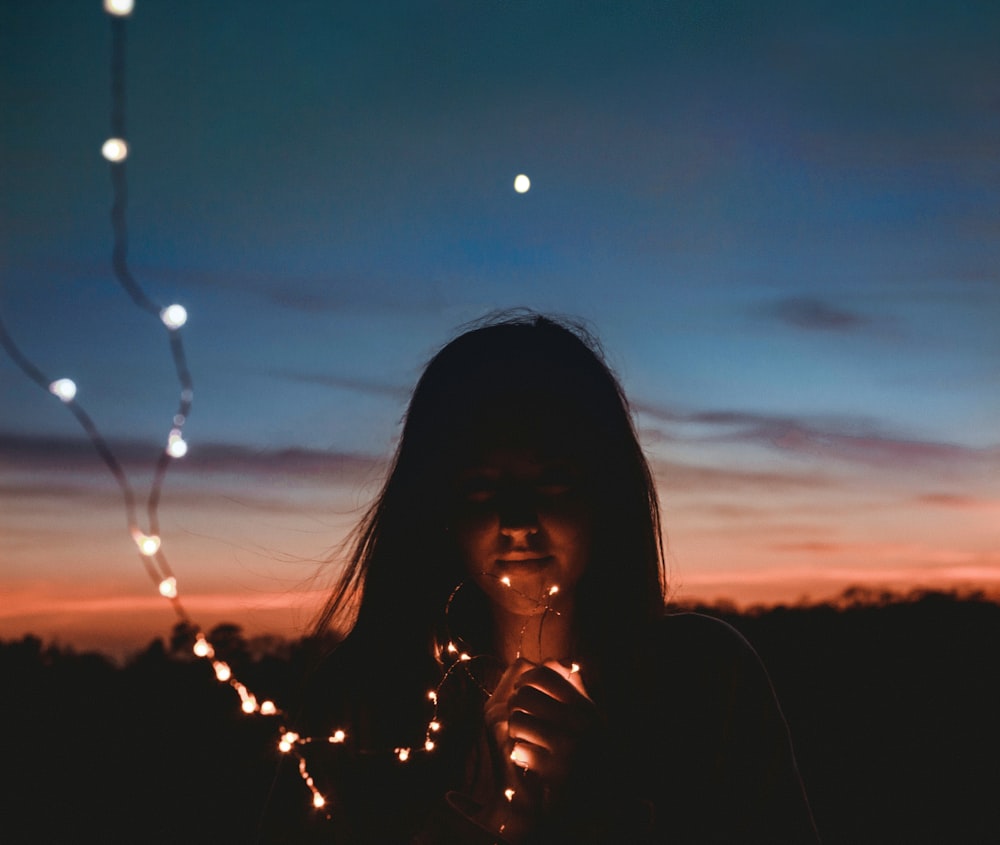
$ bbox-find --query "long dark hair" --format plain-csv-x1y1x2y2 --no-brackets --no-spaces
315,311,665,671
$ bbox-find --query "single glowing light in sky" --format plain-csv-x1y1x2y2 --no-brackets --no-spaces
48,378,77,402
104,0,135,16
101,138,129,162
166,429,188,458
513,173,531,193
158,576,178,598
160,304,187,329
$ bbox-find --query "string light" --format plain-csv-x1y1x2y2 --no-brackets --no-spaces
157,576,178,598
160,304,187,329
130,529,162,556
103,0,135,16
48,378,77,402
102,138,129,162
166,428,188,458
192,635,214,658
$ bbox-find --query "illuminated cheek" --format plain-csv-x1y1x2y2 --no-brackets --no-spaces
453,514,498,564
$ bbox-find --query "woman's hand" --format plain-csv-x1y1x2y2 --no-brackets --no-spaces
483,657,601,833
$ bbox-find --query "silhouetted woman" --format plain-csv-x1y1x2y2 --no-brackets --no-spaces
260,312,819,844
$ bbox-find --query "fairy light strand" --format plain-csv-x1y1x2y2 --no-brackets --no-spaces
0,0,271,726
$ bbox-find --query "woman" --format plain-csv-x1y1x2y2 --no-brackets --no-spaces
260,312,819,843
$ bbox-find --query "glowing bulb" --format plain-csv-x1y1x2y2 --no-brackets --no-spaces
103,0,134,16
505,788,515,802
131,530,161,556
514,173,531,193
193,635,214,658
427,690,438,703
329,729,346,743
424,739,435,752
102,137,129,162
429,721,440,732
446,642,457,654
500,576,511,587
260,701,277,716
548,585,559,596
396,747,410,762
213,661,232,682
166,429,187,458
459,652,471,662
312,793,326,809
48,379,77,402
160,304,187,329
158,576,177,598
241,698,257,714
511,744,529,766
570,662,580,674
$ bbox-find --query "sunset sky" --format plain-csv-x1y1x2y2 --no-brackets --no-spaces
2,1,998,658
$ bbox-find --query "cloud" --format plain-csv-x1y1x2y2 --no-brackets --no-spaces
0,433,384,482
634,403,1000,469
652,459,831,493
916,493,999,509
761,296,870,331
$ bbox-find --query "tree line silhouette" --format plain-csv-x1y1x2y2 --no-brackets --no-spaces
3,588,997,843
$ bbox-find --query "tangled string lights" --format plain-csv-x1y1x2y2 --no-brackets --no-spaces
2,3,576,828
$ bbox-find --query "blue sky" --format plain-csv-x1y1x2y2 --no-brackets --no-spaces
2,0,998,652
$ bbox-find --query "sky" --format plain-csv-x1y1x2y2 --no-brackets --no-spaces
2,0,998,657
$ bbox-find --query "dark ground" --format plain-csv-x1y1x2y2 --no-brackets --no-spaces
3,589,998,843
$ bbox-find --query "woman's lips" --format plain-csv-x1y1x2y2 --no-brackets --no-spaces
496,554,554,569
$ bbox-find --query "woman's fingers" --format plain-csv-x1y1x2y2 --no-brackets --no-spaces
517,662,590,700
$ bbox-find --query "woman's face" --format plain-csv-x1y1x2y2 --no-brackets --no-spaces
450,445,592,617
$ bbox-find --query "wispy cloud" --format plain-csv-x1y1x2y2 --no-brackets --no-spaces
916,493,1000,510
761,296,871,332
652,459,831,493
634,403,1000,469
0,433,384,481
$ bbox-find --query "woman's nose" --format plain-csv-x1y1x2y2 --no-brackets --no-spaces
497,491,539,536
